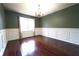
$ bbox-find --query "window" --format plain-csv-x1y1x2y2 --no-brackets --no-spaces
19,17,35,31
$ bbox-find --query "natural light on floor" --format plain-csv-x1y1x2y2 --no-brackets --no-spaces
20,40,36,56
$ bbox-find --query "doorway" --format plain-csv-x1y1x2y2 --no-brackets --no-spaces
19,17,35,38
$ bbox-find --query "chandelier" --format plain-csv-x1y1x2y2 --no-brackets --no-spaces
35,4,43,17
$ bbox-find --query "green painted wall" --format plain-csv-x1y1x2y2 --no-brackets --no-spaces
5,4,79,28
0,4,5,29
5,11,19,28
40,4,79,28
5,10,36,28
35,18,42,28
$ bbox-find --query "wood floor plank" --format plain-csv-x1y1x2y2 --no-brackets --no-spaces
3,35,79,56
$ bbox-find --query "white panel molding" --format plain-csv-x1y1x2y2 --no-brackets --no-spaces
6,28,35,40
0,28,78,55
21,31,34,38
35,28,42,35
0,42,7,56
35,28,79,45
6,28,19,41
5,28,79,45
6,28,39,41
0,29,7,56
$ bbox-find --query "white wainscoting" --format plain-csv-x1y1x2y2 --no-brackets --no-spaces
6,28,19,41
35,28,42,35
21,31,34,38
0,29,7,56
35,28,79,45
6,28,79,45
6,28,35,40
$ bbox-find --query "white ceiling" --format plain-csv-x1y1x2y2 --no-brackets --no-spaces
3,1,76,17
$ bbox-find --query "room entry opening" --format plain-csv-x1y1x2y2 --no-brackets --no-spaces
19,17,35,38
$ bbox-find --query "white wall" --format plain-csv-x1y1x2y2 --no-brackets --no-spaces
35,28,42,35
6,28,42,41
6,28,79,45
1,28,79,56
3,27,79,56
21,31,34,38
0,29,7,56
6,28,19,41
35,28,79,45
6,28,35,40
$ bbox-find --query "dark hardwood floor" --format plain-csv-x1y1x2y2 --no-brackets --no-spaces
3,35,79,56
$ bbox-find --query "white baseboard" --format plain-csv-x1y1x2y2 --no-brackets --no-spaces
6,28,19,41
6,28,35,40
35,28,79,45
0,29,7,56
0,41,7,56
21,31,34,38
5,28,79,45
35,28,42,35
